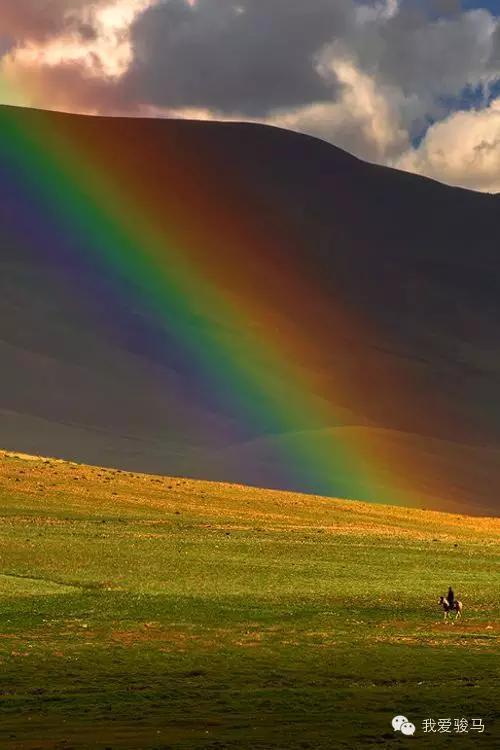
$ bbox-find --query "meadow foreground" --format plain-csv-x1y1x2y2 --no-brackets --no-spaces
0,450,498,749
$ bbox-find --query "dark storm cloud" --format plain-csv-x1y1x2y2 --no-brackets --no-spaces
124,0,354,116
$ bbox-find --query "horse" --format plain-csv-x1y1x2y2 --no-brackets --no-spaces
438,595,462,622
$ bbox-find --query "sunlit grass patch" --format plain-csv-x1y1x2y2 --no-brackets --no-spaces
0,450,498,748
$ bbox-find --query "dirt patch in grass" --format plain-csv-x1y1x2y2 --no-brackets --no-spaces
110,626,216,650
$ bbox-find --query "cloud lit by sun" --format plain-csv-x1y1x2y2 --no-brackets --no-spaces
1,0,154,103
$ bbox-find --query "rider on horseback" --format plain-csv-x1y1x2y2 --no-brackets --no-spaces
447,586,455,609
439,586,462,620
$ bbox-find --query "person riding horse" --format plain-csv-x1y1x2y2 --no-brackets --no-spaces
439,587,462,620
447,586,455,609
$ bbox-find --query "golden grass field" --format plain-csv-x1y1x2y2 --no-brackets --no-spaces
0,449,498,749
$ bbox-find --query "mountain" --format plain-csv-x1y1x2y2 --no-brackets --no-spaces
1,105,500,516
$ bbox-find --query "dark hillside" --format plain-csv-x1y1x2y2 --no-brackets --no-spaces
1,106,500,514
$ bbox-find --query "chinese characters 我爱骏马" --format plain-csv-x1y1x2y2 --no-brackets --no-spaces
421,718,485,734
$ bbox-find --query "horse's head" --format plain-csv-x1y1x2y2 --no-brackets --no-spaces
438,596,445,605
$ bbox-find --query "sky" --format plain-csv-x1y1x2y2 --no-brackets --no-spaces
1,1,500,192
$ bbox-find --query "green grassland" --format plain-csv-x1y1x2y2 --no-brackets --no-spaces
0,450,498,749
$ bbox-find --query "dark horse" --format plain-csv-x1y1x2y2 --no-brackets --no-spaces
438,595,463,621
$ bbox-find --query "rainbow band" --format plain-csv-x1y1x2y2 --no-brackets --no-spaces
0,105,428,506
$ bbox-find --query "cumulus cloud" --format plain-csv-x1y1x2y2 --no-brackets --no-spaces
396,97,500,192
267,1,500,172
344,4,498,123
269,55,410,163
120,1,500,176
124,0,354,116
0,1,154,112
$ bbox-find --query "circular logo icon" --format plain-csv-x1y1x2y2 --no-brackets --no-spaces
392,715,408,731
401,722,416,736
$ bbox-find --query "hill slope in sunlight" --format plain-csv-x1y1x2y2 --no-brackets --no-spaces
1,106,500,514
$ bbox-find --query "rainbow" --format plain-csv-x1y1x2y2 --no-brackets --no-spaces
0,104,445,509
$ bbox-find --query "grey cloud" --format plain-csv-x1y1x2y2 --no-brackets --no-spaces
122,1,499,127
490,22,500,65
125,0,354,116
323,2,500,144
352,7,496,96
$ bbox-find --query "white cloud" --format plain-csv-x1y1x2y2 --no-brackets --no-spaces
396,97,500,192
267,3,500,187
9,0,154,78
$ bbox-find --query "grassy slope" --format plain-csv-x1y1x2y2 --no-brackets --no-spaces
0,450,498,749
